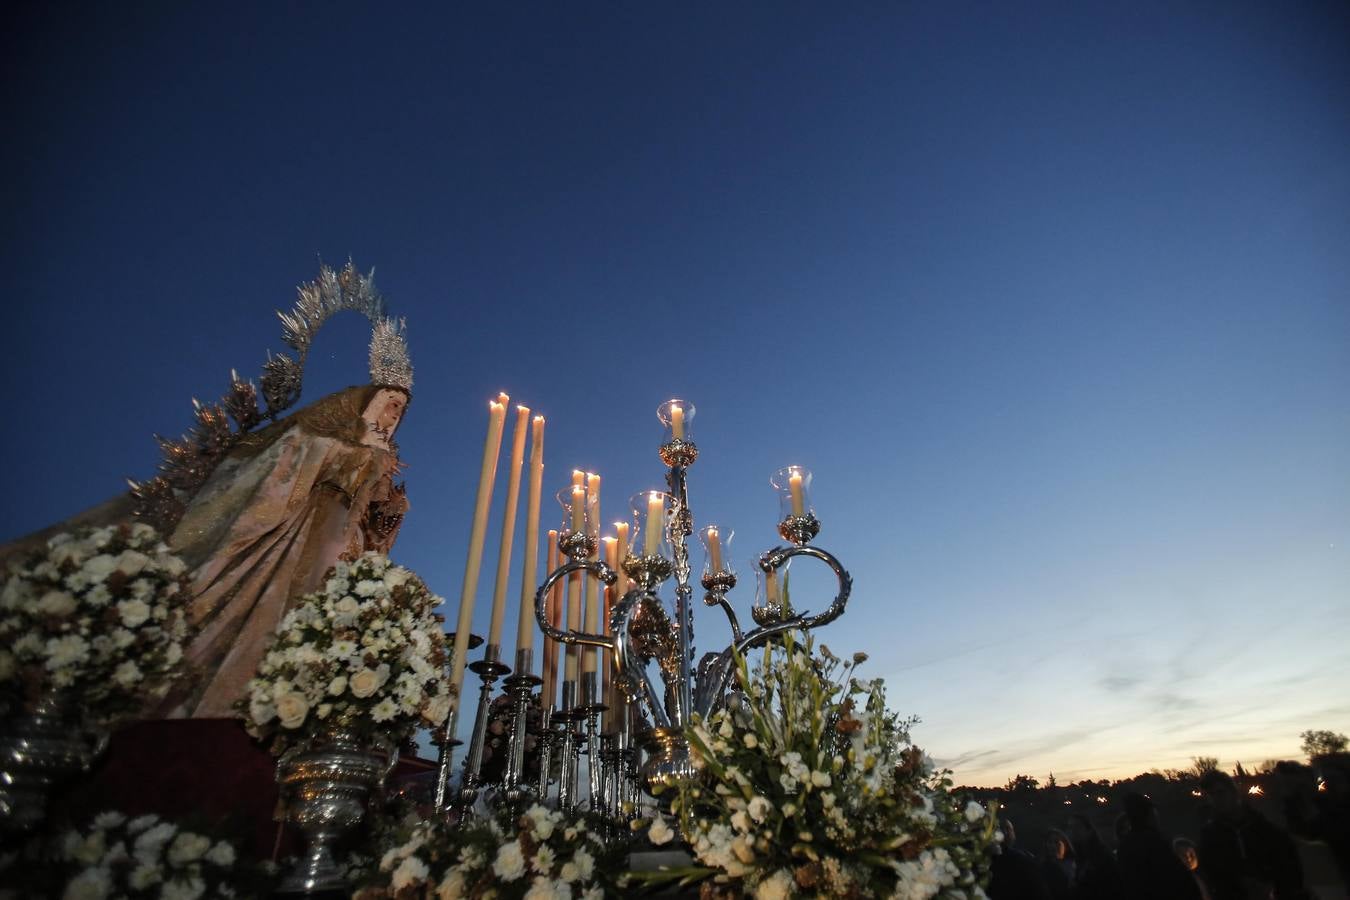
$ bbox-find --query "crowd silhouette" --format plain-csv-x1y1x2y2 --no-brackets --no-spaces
987,753,1350,900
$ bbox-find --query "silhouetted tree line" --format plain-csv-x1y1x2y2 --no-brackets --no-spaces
963,731,1350,900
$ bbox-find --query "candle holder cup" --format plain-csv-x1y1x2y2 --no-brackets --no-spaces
657,399,699,467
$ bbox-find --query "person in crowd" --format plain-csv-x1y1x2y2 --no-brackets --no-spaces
1113,813,1132,856
1039,828,1076,900
1278,754,1350,895
989,818,1052,900
1068,814,1126,900
1199,769,1312,900
1115,792,1200,900
1173,838,1214,900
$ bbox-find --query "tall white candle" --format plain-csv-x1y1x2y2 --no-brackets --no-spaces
582,474,601,674
486,405,530,651
614,521,630,597
643,492,664,556
449,395,508,713
515,415,546,657
564,569,581,684
670,403,685,440
789,471,805,517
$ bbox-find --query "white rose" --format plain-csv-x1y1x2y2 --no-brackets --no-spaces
166,831,212,866
492,840,527,881
350,668,380,698
422,695,450,726
127,863,160,889
205,841,235,867
248,696,276,725
36,590,78,617
276,692,310,729
82,554,118,583
392,855,430,891
117,599,151,628
113,661,142,686
327,675,348,695
113,550,151,577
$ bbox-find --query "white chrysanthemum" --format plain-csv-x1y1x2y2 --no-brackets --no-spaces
964,800,986,823
532,844,556,874
127,815,158,834
492,839,527,881
45,634,90,670
62,865,112,900
523,875,571,900
159,876,206,900
128,863,161,889
571,847,594,881
371,698,399,722
92,812,126,830
133,821,177,860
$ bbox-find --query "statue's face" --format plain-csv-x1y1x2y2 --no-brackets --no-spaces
363,389,407,446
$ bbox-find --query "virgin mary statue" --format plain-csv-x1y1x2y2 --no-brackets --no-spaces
133,264,418,718
162,382,410,717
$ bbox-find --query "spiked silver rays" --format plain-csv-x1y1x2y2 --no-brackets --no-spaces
129,261,413,532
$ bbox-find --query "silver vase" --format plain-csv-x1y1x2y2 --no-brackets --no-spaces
0,695,108,833
275,729,397,895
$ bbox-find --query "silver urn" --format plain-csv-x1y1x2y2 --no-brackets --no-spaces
0,695,108,832
275,729,397,895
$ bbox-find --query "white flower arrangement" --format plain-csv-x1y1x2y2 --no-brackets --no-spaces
0,811,264,898
0,523,192,721
238,552,451,754
634,634,999,899
352,804,621,899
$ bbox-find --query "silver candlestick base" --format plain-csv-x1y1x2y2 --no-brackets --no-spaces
454,646,511,821
499,655,543,810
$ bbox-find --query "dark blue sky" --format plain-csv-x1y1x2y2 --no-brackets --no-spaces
5,2,1348,783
